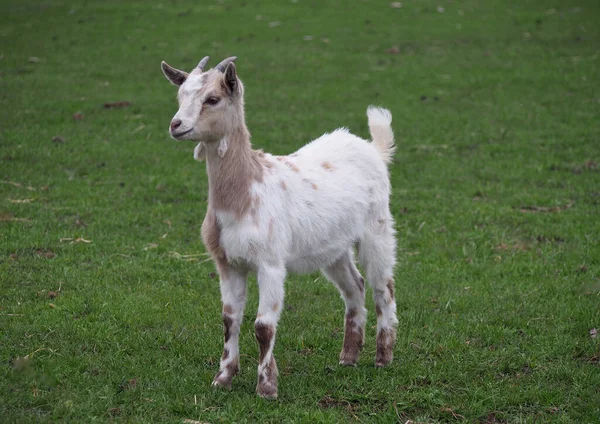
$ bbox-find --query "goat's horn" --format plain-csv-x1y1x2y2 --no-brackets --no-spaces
215,56,237,72
197,56,210,72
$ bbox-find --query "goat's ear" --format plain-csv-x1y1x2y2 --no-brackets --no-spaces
222,62,238,95
161,61,188,86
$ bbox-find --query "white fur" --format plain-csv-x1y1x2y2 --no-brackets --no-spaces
162,57,398,397
218,126,394,275
212,107,399,394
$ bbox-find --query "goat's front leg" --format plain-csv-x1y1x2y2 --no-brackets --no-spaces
212,265,248,389
254,263,286,399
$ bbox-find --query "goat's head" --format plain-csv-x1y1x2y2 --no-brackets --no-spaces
161,56,243,142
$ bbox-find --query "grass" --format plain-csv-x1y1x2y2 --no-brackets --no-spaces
1,0,599,422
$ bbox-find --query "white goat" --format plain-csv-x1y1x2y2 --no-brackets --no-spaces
161,56,398,399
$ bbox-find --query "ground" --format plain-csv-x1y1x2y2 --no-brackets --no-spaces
1,0,599,422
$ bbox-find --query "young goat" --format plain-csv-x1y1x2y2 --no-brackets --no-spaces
161,56,398,399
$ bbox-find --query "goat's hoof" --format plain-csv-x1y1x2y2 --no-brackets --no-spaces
212,372,233,389
375,356,393,368
257,386,278,400
339,352,359,367
256,377,278,400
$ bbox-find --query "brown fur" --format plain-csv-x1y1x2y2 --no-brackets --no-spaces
303,178,318,190
282,159,300,173
280,181,287,190
353,272,365,295
387,278,395,303
206,128,264,219
255,322,274,364
256,357,278,399
201,208,228,278
226,357,240,376
223,304,233,315
375,327,396,367
222,347,229,361
339,308,364,366
223,315,233,343
322,161,334,171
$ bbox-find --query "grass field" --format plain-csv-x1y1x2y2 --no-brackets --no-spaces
1,0,599,422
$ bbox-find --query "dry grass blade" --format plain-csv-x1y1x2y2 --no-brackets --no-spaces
519,201,574,213
60,237,92,243
169,251,211,263
9,198,35,203
1,180,36,190
0,214,31,222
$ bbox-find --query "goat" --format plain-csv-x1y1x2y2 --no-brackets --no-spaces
161,56,398,399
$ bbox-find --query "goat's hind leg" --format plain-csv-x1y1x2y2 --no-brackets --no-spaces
212,265,248,389
322,250,366,366
358,216,398,367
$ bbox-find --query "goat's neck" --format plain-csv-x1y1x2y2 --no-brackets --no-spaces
204,122,262,218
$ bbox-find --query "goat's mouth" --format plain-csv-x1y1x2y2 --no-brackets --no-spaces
171,128,193,140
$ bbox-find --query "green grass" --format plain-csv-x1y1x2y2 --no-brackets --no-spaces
1,0,599,422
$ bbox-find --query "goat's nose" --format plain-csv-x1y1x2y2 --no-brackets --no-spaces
170,119,182,131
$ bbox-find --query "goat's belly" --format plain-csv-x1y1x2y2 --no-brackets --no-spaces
285,245,349,274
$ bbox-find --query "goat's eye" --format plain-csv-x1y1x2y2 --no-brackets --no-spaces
204,96,220,105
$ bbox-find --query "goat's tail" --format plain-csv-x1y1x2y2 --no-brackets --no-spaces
367,106,395,165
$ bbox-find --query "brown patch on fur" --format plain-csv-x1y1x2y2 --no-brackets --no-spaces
387,279,395,302
321,161,334,171
376,304,382,317
256,357,278,399
356,276,365,295
201,208,228,279
223,304,233,315
272,302,279,312
340,310,364,366
283,159,300,173
280,180,287,191
375,327,396,367
346,307,357,320
205,127,264,219
226,357,240,376
303,178,317,190
223,315,233,343
222,347,229,361
255,322,274,364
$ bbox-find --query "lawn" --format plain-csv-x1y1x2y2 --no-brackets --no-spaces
1,0,599,422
